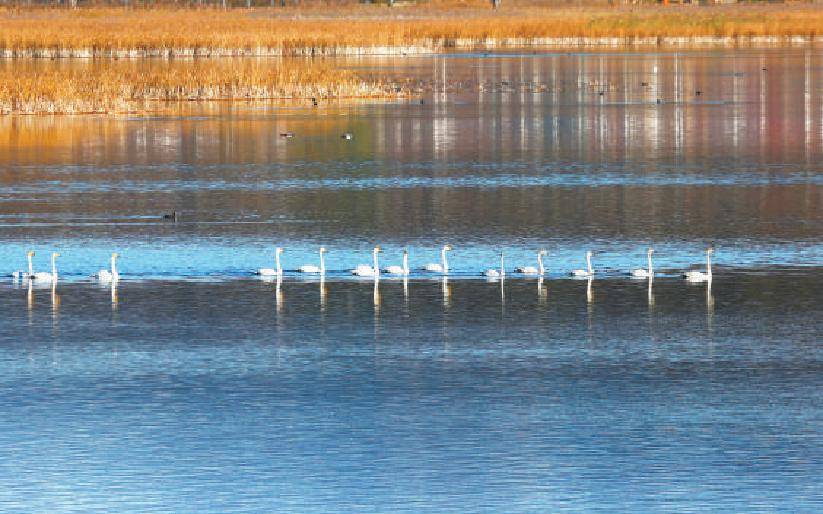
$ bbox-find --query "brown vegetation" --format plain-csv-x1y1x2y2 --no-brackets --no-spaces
0,4,821,58
0,60,398,114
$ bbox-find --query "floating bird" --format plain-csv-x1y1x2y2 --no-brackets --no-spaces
484,252,505,279
256,247,284,277
352,246,382,277
11,250,35,280
93,252,120,282
31,252,60,283
684,247,713,283
279,132,295,139
629,248,654,278
515,249,547,276
571,251,594,278
299,247,327,275
163,211,178,222
311,97,318,107
341,133,353,140
383,249,409,275
423,244,452,274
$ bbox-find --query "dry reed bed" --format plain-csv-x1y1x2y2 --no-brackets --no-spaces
0,61,398,114
1,5,822,57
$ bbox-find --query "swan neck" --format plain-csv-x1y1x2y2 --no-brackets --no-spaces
275,252,281,273
537,252,544,275
707,251,712,276
500,255,505,276
441,248,448,272
403,253,409,274
373,250,380,275
112,256,118,276
27,254,33,275
51,255,57,278
648,253,653,274
319,250,325,274
586,253,592,273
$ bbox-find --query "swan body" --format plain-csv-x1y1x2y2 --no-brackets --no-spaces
630,248,654,278
352,246,382,277
12,250,35,280
257,247,284,276
516,249,547,275
484,253,505,279
299,247,327,274
684,247,713,282
423,245,452,273
31,252,59,283
383,250,409,275
571,251,594,277
93,252,120,282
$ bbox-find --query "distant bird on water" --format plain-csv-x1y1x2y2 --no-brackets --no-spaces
280,132,295,139
163,211,178,222
341,133,353,140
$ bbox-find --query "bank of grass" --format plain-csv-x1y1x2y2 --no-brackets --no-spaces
0,60,397,114
1,4,822,57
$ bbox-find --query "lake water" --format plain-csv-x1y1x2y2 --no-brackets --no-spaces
0,48,821,511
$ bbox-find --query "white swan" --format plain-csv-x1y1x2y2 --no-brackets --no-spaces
684,247,713,282
630,248,654,278
93,252,120,282
423,244,451,274
352,246,382,277
257,247,284,276
12,250,35,280
484,252,505,278
299,247,327,274
516,249,547,275
571,251,594,277
383,249,409,275
31,252,59,283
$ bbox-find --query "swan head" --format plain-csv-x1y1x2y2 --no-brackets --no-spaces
586,251,593,258
276,247,284,254
319,247,327,253
443,244,452,252
403,249,408,255
539,249,548,256
373,246,382,254
707,247,714,255
648,248,654,255
27,250,35,257
52,252,61,259
112,252,119,259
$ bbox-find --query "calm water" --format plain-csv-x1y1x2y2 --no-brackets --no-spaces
0,48,821,511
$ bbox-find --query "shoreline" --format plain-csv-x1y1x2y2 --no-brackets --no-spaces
2,36,821,59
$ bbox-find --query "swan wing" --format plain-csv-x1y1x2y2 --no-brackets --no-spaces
423,263,443,272
299,265,321,273
256,268,278,276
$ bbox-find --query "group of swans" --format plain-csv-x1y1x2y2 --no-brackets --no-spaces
9,246,715,283
252,245,715,281
12,251,61,283
11,251,120,283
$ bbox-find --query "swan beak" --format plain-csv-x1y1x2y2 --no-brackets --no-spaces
54,253,61,258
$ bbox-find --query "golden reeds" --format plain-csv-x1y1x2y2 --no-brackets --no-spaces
0,60,398,114
0,5,821,58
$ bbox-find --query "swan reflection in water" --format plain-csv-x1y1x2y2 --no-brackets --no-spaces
275,275,283,312
441,275,451,308
537,276,548,304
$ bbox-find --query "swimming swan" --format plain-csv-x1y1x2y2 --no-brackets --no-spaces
423,245,452,274
12,250,35,280
353,246,382,277
93,252,120,282
383,249,409,275
31,252,60,283
257,247,284,276
484,252,505,278
571,251,594,277
299,247,327,274
684,247,713,282
516,249,547,275
630,248,654,278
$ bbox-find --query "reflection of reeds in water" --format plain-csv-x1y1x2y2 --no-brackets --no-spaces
0,6,820,59
0,60,398,114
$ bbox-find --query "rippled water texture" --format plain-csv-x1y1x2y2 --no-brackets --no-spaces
0,48,821,511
